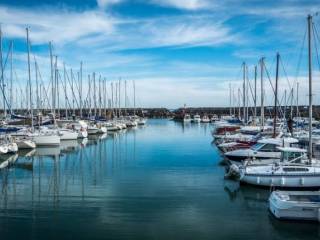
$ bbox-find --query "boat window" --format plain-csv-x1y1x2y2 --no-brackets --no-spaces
259,144,279,152
251,143,264,151
281,152,304,162
283,167,309,172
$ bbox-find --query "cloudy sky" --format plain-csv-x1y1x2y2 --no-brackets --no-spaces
0,0,319,108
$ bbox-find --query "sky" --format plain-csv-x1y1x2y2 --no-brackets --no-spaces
0,0,319,108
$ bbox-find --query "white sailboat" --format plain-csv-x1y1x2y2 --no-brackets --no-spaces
239,16,320,189
192,114,201,123
183,114,191,122
58,128,78,140
201,115,210,123
15,138,36,149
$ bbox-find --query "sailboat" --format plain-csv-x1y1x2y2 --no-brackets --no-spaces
238,15,320,189
25,28,60,147
192,114,201,123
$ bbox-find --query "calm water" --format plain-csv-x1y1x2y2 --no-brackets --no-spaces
0,119,319,240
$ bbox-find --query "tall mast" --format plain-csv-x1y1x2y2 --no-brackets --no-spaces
133,80,136,116
242,62,246,123
49,42,54,115
0,25,5,118
54,55,58,119
284,89,287,119
246,65,249,123
290,87,293,119
296,82,299,117
99,75,101,117
229,83,231,116
88,74,91,118
125,80,127,116
273,53,280,138
104,78,107,117
111,82,114,119
260,57,265,127
93,72,96,117
118,78,121,117
34,57,39,112
26,28,33,129
238,88,241,119
10,41,13,114
307,14,313,162
232,87,235,116
254,65,257,123
79,62,83,118
64,63,68,119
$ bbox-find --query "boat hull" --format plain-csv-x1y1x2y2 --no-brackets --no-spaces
240,173,320,188
269,191,320,221
32,135,60,146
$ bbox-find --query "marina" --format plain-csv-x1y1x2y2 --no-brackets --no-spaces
0,119,319,240
1,0,320,239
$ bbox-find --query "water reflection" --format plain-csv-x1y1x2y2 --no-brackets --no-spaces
0,120,319,240
0,130,137,210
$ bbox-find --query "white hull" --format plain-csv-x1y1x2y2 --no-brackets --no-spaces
241,174,320,188
32,135,60,146
7,143,18,153
87,127,100,135
269,191,320,221
77,130,88,138
16,139,36,149
98,127,107,134
59,130,78,140
0,145,8,154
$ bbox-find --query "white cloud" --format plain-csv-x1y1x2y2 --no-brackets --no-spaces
0,6,115,45
76,15,240,51
150,0,213,10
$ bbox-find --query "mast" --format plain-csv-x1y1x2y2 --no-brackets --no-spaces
10,41,13,114
296,82,299,117
49,42,54,115
307,14,313,162
80,61,83,118
99,75,101,117
229,83,231,116
111,82,114,119
242,62,246,123
290,87,293,119
88,74,91,118
238,88,241,119
125,80,127,116
260,57,265,127
133,80,136,116
0,25,5,118
34,57,39,112
64,63,68,119
118,78,121,117
56,56,59,118
273,53,280,138
104,78,107,117
254,65,257,123
284,89,287,119
54,56,58,119
232,87,235,116
26,28,33,129
93,72,96,117
246,65,249,123
114,82,119,118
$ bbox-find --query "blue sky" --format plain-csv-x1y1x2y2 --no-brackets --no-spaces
0,0,319,108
